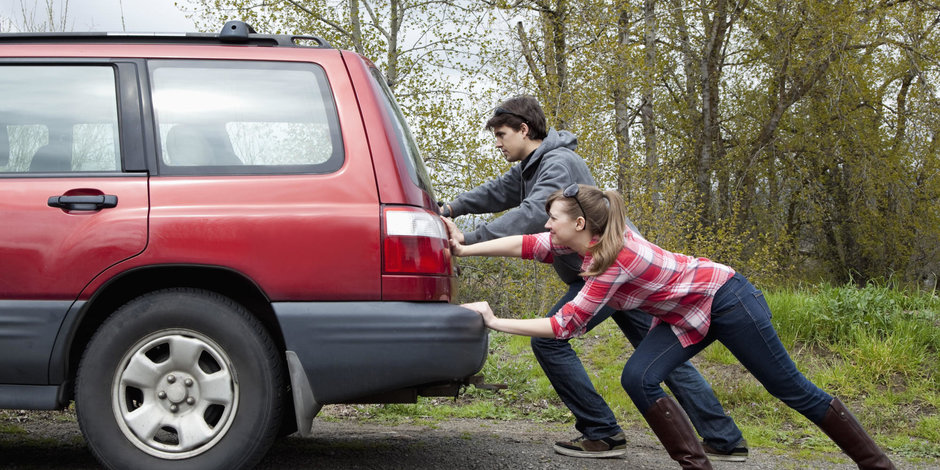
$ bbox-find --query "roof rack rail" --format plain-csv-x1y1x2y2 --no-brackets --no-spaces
0,20,333,49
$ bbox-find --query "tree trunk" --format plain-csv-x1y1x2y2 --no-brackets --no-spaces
669,0,705,216
543,0,569,129
894,71,914,148
516,0,569,129
641,0,659,204
698,0,735,222
350,0,362,54
614,5,633,196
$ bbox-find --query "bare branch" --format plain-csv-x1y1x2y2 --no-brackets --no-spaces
282,0,355,42
515,21,548,96
361,0,392,42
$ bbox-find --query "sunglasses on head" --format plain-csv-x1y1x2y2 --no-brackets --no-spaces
563,183,586,217
493,107,528,122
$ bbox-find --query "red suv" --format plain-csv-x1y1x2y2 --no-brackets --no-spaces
0,21,487,469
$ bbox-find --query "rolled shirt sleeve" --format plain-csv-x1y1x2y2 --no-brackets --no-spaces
549,262,633,339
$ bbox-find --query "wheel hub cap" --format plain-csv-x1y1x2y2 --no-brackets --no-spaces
162,375,190,405
112,330,238,459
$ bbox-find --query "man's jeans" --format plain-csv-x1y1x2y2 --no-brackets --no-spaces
621,273,833,424
531,280,745,451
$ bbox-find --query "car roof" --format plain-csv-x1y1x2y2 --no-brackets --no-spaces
0,21,332,49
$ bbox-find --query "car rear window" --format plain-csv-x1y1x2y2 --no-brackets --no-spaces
0,65,120,174
368,68,435,199
149,60,343,175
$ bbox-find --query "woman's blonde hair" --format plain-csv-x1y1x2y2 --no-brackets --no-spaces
545,184,627,277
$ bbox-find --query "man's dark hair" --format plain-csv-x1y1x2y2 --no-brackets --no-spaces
485,95,548,141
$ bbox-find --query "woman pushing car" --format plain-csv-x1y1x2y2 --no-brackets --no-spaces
453,183,894,470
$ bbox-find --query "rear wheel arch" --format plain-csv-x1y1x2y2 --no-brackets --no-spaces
62,265,286,401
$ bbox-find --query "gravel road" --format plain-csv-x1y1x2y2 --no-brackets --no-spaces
1,410,934,469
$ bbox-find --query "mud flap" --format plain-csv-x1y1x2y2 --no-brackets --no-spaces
286,351,321,437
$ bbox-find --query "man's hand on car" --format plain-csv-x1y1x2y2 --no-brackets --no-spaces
441,216,464,244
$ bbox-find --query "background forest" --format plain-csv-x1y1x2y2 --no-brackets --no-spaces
182,0,940,296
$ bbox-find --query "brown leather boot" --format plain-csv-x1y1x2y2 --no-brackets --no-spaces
643,397,713,469
817,397,895,470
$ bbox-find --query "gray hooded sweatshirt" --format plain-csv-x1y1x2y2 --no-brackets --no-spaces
446,129,594,284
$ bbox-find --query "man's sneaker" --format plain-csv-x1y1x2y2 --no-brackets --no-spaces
702,439,749,462
553,432,627,458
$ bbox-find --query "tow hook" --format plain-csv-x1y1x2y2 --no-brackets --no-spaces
466,374,507,392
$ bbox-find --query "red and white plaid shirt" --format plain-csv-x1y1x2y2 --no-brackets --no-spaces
521,230,735,347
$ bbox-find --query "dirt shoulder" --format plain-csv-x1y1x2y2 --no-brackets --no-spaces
1,409,934,469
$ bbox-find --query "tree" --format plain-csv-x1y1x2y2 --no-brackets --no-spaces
2,0,72,32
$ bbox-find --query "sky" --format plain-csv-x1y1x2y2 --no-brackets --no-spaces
0,0,197,32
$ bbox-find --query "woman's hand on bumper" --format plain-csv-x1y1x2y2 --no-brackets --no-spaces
461,301,496,327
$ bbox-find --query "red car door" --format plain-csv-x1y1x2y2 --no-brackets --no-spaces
0,63,148,384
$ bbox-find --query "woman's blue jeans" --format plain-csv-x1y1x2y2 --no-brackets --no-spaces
621,273,833,423
531,280,744,451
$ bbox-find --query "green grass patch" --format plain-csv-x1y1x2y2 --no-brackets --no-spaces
700,342,738,365
0,422,26,435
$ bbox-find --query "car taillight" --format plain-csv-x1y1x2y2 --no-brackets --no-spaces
382,206,452,275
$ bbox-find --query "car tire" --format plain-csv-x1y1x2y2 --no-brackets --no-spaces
75,288,284,470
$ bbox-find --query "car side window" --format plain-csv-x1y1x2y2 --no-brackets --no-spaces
149,60,343,175
0,66,121,174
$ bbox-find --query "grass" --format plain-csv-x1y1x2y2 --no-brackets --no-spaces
0,422,26,435
341,283,940,462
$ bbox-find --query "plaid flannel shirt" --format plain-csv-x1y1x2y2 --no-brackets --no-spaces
521,231,735,347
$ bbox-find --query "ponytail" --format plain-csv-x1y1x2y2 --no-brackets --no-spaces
582,190,626,277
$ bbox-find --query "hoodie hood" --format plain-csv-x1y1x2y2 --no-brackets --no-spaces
522,128,578,174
